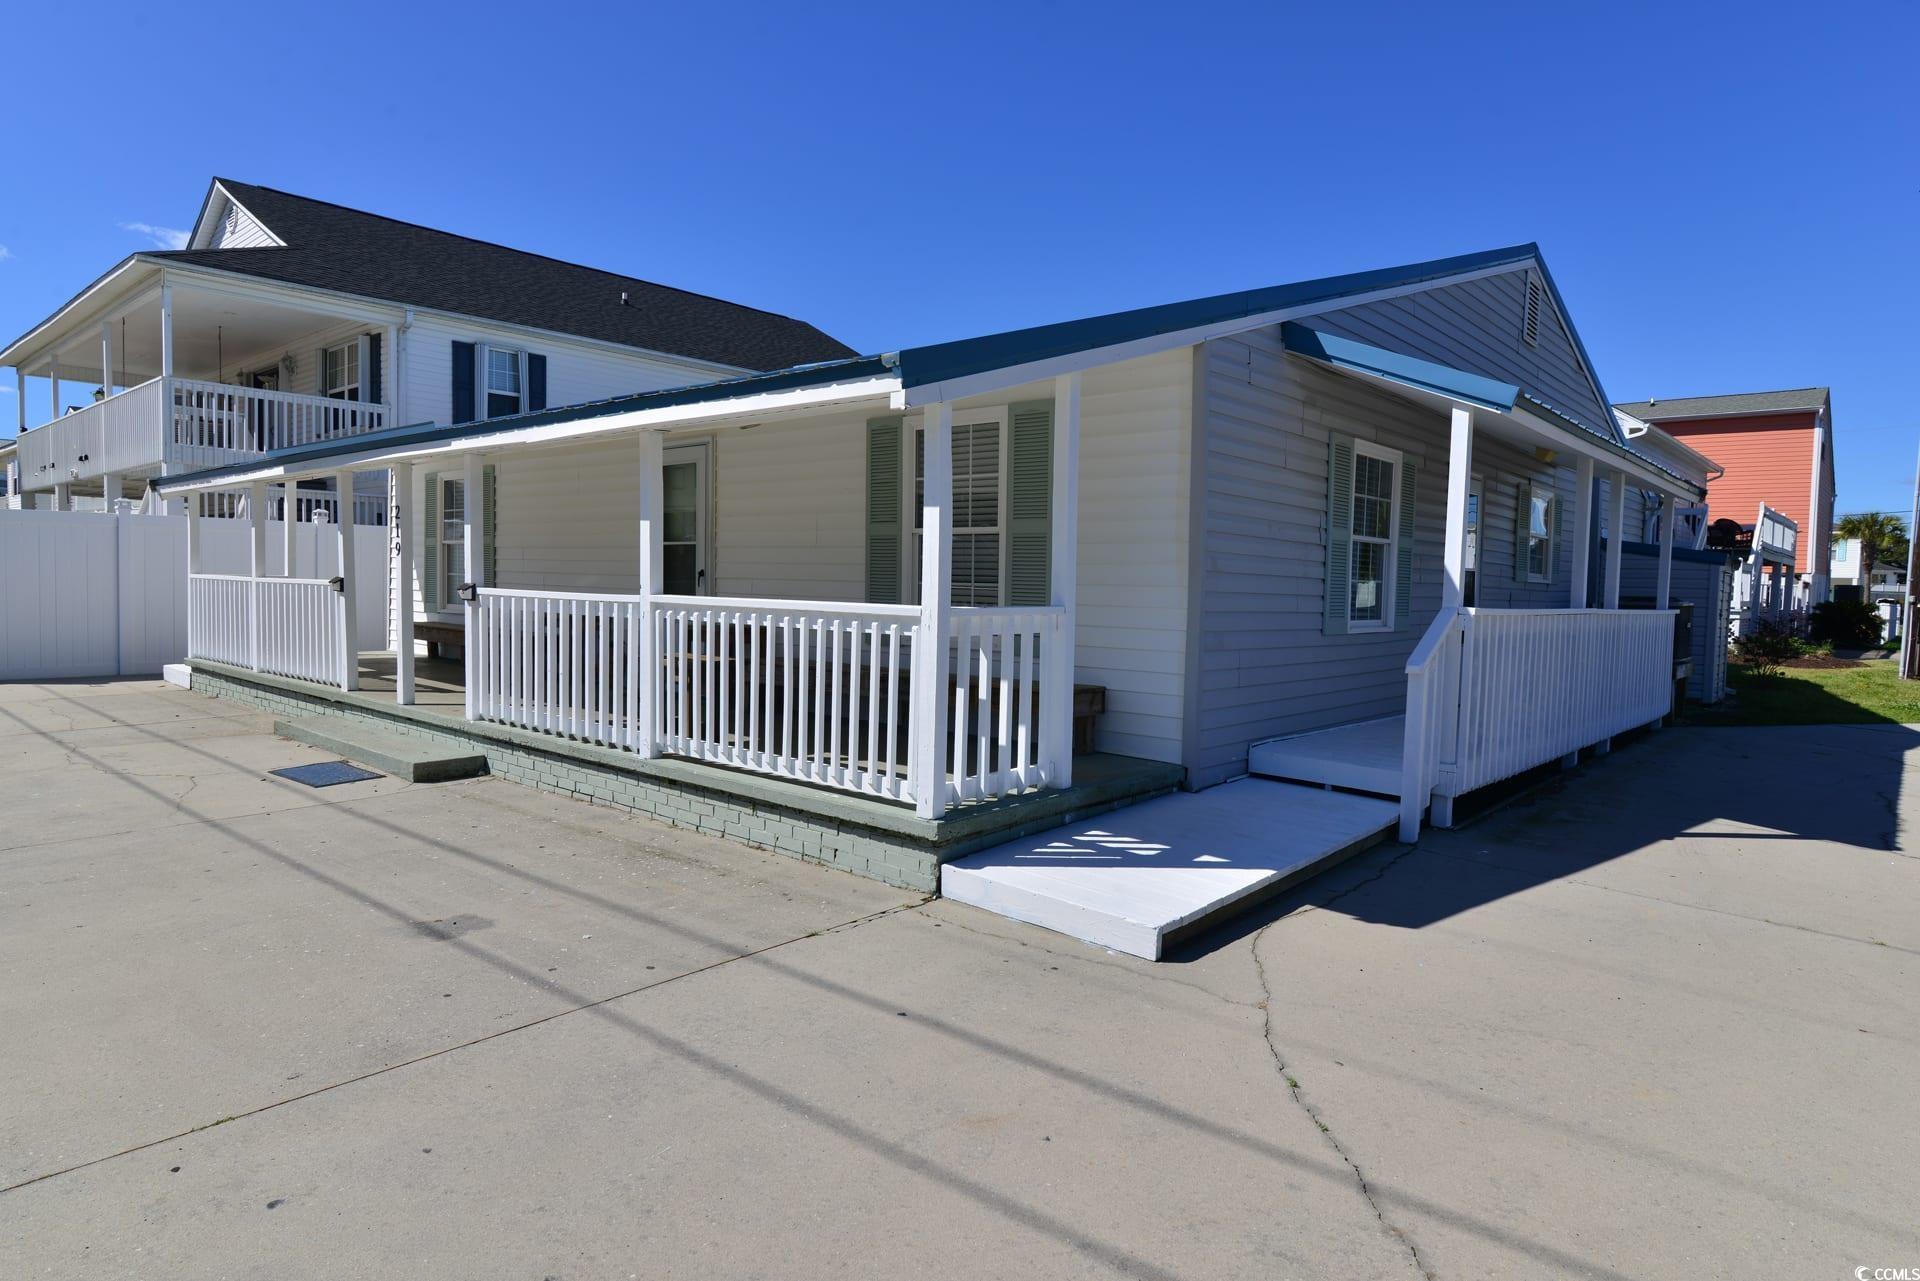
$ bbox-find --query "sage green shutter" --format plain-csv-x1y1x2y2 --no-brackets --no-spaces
1324,433,1355,635
1514,480,1532,583
482,464,498,585
1394,459,1417,627
1007,400,1054,606
865,417,903,603
422,476,439,612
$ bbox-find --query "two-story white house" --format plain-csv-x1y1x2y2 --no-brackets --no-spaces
3,178,856,521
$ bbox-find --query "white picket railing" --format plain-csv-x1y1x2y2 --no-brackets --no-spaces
652,595,923,801
945,607,1068,805
254,578,345,684
469,588,647,750
1400,607,1674,841
188,574,254,668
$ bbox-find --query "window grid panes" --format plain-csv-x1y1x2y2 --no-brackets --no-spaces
441,479,465,607
486,349,522,418
322,341,360,401
1349,452,1395,625
1527,491,1553,580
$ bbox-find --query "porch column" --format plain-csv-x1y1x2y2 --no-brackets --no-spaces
53,483,69,512
335,469,359,691
1655,493,1677,610
392,464,415,705
100,473,121,512
1568,455,1595,607
462,452,485,719
1440,405,1474,610
1048,372,1082,786
13,367,22,435
1602,468,1626,609
911,401,954,819
159,281,174,378
248,481,267,671
100,321,114,397
636,430,664,757
185,494,201,658
282,482,299,576
48,358,60,423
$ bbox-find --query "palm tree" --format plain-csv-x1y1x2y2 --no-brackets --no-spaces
1836,511,1908,593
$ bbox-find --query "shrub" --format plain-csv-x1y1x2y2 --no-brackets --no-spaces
1731,621,1802,678
1808,599,1883,648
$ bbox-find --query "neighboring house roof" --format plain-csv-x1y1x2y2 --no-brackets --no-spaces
145,179,857,372
158,243,1702,501
1612,387,1830,422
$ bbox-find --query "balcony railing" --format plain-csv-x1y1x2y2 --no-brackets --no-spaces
16,377,389,488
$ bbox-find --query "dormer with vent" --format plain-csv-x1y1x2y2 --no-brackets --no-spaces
187,181,284,250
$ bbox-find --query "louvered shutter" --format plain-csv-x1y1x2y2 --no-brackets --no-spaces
1007,400,1053,606
366,332,382,405
483,465,498,586
422,476,439,612
1514,480,1532,582
865,417,903,603
451,342,476,423
1394,460,1417,628
527,354,547,412
1324,433,1355,635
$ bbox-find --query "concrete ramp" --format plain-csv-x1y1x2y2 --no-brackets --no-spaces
940,779,1396,959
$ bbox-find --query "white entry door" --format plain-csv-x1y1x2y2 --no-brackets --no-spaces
662,444,709,595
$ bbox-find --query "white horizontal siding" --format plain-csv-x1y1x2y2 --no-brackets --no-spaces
207,200,276,249
714,417,867,601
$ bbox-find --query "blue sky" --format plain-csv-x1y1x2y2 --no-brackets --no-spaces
4,2,1915,514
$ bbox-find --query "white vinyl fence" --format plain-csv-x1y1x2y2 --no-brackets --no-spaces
0,509,387,681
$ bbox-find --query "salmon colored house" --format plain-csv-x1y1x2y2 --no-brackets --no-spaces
1612,387,1835,603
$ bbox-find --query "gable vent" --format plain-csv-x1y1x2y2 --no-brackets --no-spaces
1522,274,1542,347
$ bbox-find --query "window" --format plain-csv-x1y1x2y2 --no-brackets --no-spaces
485,348,522,418
1348,442,1399,628
1464,476,1483,607
440,478,465,608
911,413,1005,607
1525,485,1555,582
322,340,361,401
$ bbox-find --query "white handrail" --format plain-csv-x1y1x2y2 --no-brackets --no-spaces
1398,607,1465,842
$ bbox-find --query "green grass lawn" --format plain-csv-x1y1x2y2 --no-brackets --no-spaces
1688,658,1920,726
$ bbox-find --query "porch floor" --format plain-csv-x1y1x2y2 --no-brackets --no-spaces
941,779,1397,960
1248,715,1405,796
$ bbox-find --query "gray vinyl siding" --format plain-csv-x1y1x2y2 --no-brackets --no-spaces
1620,546,1733,704
1309,267,1613,439
1186,327,1573,789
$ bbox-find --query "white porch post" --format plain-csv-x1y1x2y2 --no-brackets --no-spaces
159,281,174,377
636,430,664,757
335,469,358,691
247,481,267,671
13,366,22,434
1440,405,1475,610
48,357,60,424
392,462,416,705
1048,372,1082,786
282,482,299,575
100,321,114,397
1655,493,1677,610
100,473,121,512
185,494,201,658
1568,455,1595,608
53,482,70,512
1602,468,1626,609
462,452,485,719
912,401,954,818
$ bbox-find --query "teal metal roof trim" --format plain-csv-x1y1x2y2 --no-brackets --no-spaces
889,244,1540,392
1280,322,1520,411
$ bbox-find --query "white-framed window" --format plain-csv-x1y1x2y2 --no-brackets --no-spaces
1347,440,1401,629
439,477,466,609
485,348,523,418
908,409,1007,607
322,340,361,401
1524,484,1555,583
1464,474,1484,607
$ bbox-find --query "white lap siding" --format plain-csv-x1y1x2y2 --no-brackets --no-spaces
713,416,867,601
1187,327,1572,789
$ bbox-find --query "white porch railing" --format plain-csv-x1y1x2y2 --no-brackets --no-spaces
1400,607,1674,841
465,589,1072,813
188,573,347,687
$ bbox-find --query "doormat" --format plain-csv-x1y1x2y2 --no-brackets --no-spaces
271,761,383,787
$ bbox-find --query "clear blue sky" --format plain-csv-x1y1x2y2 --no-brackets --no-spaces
4,2,1915,514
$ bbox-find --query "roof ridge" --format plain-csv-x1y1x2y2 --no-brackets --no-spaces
210,178,831,332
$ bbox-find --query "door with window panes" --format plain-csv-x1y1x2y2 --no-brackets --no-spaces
661,445,708,595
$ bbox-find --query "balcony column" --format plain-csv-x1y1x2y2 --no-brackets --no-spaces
100,474,121,512
391,463,416,705
1047,372,1082,786
1602,468,1626,609
462,452,485,719
1655,493,1677,610
185,494,201,659
635,430,664,758
100,321,114,397
53,483,70,512
48,357,60,424
911,401,954,819
248,481,267,672
335,469,359,691
12,366,22,435
1568,455,1595,608
159,281,174,378
1440,405,1475,610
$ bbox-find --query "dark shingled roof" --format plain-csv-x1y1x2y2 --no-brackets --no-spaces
151,180,857,372
1613,387,1830,422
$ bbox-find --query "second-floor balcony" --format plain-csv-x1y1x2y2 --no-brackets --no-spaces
17,377,389,492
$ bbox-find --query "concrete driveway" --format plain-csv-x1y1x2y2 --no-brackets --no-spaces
3,679,1916,1279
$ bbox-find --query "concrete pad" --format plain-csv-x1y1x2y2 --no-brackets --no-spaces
943,779,1395,958
276,715,489,782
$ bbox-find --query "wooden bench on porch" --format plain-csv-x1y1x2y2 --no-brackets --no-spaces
416,620,464,660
